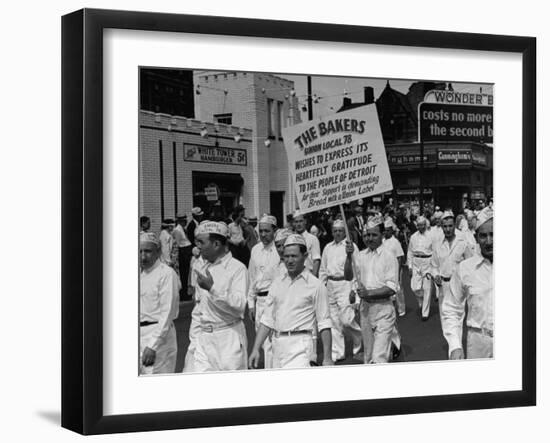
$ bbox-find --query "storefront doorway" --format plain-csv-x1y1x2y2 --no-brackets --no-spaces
269,191,284,228
192,171,243,220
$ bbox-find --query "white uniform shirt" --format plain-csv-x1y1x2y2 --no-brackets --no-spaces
382,236,404,260
159,229,174,265
247,241,281,309
406,230,434,267
140,260,181,350
173,224,191,248
319,240,359,284
431,235,473,279
261,270,332,332
462,228,480,256
429,226,444,244
442,255,494,353
356,246,398,292
299,230,321,273
194,252,248,326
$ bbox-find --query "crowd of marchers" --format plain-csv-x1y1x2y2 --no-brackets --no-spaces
138,198,494,374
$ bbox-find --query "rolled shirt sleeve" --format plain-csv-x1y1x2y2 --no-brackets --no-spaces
310,235,321,262
383,254,398,293
259,292,276,330
314,284,332,331
147,269,180,350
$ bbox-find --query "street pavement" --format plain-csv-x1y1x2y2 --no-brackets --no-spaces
173,268,450,372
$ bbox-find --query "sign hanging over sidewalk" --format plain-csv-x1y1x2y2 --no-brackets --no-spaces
419,102,493,143
282,105,393,214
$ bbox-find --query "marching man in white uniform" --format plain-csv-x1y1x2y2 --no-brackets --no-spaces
441,207,494,359
247,215,281,368
249,234,334,369
345,214,399,364
407,216,435,320
345,215,398,363
431,211,473,324
139,232,181,374
319,219,362,362
192,221,249,372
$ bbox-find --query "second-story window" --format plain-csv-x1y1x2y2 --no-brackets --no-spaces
267,98,274,138
214,113,232,125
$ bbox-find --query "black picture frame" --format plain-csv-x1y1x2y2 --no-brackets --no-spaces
61,8,536,435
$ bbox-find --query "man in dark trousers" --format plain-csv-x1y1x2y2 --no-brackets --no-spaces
174,213,193,300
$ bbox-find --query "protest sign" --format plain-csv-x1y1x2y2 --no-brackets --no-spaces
282,104,393,214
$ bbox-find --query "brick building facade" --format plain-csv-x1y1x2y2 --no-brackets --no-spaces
139,111,253,231
194,71,301,225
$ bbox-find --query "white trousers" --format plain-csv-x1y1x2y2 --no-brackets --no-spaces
139,323,178,375
327,280,362,361
193,321,248,372
359,300,396,364
466,329,493,359
182,303,201,373
272,333,314,369
411,258,432,318
254,296,273,368
394,283,406,316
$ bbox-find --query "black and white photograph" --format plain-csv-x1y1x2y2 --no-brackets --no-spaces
138,68,494,375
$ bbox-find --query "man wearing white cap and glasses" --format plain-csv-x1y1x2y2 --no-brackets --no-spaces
192,221,248,371
344,214,399,363
249,234,334,369
319,219,362,362
292,210,321,277
139,232,181,374
247,215,280,368
407,215,435,320
441,207,494,359
431,210,473,324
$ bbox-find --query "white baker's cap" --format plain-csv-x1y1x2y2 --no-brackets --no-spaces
274,228,293,243
383,217,396,229
259,214,277,226
416,215,427,225
476,207,494,230
195,220,229,237
364,213,384,231
284,233,307,247
140,232,160,247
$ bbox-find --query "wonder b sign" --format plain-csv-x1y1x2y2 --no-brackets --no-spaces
419,103,493,143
